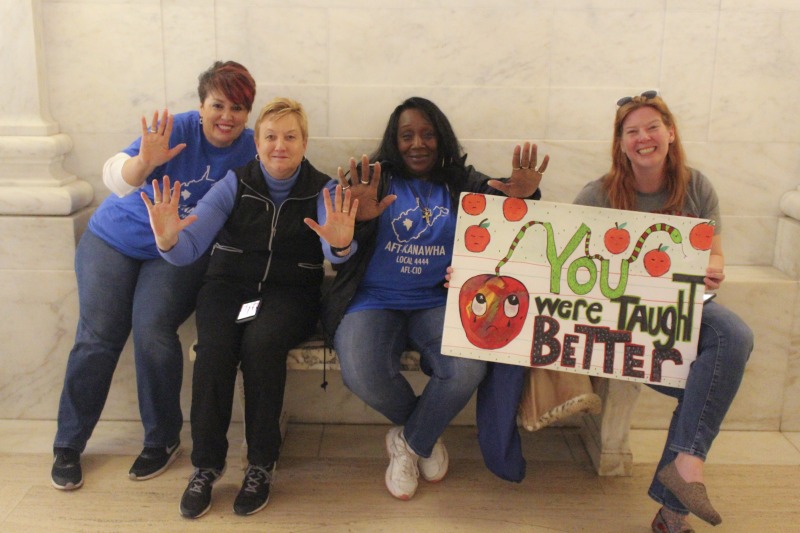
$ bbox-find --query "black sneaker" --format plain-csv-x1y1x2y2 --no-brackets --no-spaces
51,447,83,490
180,466,224,519
129,440,180,480
233,463,275,516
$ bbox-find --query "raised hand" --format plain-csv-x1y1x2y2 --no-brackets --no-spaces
488,142,549,198
337,155,397,221
304,184,358,249
138,109,187,169
140,175,197,251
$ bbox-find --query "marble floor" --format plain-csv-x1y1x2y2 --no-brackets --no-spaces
1,420,799,532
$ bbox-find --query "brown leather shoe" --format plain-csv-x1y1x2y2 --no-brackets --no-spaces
656,461,722,525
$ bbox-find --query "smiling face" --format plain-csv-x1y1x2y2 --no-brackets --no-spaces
397,108,439,178
619,106,675,176
255,113,307,180
199,91,249,148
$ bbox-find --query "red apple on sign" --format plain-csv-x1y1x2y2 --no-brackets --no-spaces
502,197,528,222
644,245,671,277
689,222,714,251
459,274,530,349
604,222,630,254
465,219,491,253
461,193,486,216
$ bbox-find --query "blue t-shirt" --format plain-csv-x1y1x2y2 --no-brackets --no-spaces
348,174,456,311
88,110,256,260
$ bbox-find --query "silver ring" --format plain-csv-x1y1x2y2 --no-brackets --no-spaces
359,179,370,185
513,166,522,171
342,185,351,190
538,168,545,174
342,209,349,214
150,128,158,134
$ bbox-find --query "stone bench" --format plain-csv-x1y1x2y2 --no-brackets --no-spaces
194,262,797,478
284,332,634,476
287,336,421,371
281,263,797,477
203,333,631,475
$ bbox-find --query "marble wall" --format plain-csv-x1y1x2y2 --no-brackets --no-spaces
2,0,800,433
37,0,800,263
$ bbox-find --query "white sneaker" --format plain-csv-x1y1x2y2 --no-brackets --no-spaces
419,438,449,482
384,427,419,500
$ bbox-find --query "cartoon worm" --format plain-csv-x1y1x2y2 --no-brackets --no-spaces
584,222,682,263
494,220,551,274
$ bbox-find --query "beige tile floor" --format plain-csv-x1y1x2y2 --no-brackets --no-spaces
1,420,799,532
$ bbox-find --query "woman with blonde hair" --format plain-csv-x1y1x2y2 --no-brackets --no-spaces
144,97,353,518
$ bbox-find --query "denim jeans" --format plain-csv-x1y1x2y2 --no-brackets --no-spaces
647,300,753,514
334,306,487,457
54,229,208,452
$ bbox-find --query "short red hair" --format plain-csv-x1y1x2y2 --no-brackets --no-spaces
197,60,256,112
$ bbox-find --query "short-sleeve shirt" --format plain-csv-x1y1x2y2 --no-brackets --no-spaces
347,174,456,311
88,110,255,260
573,168,721,234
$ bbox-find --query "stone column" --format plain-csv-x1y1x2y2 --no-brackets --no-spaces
0,0,92,215
0,0,93,419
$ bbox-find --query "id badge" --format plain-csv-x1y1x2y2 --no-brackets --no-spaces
236,299,261,323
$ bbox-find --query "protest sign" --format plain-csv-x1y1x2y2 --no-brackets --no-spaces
442,193,713,388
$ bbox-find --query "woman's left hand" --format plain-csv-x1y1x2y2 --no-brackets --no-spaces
488,142,549,198
304,184,358,248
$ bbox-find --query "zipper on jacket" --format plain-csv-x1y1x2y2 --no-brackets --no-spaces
259,191,320,285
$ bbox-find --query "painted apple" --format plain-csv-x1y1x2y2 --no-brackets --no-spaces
604,222,630,254
502,197,528,222
459,274,530,349
465,219,491,253
689,222,714,251
461,193,487,216
644,245,671,277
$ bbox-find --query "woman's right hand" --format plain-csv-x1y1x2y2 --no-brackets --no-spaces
138,109,187,168
444,265,454,288
140,176,197,252
122,110,187,188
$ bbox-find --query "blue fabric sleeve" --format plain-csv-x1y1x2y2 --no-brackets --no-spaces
161,170,237,265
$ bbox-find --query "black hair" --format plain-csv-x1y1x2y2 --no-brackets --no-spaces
370,97,467,189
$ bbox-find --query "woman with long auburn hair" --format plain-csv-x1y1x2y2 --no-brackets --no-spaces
575,91,754,533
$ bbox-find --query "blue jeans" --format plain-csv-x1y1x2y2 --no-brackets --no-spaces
54,230,208,452
647,300,753,514
334,306,487,457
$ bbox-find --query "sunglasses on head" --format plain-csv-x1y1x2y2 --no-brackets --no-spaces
616,90,658,107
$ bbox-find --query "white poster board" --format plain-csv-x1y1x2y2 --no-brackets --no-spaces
442,193,713,388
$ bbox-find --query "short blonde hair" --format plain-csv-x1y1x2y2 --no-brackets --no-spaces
254,97,308,141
